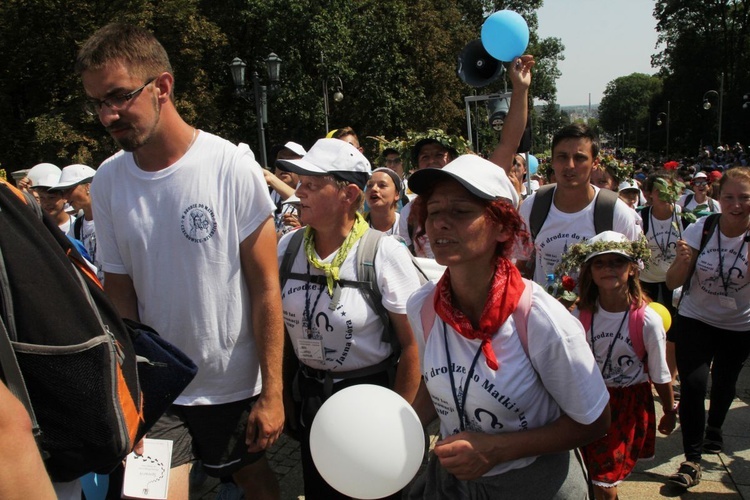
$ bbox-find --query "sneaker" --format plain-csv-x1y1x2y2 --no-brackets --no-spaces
703,426,723,454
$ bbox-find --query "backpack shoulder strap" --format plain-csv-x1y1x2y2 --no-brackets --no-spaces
701,213,721,249
74,216,84,240
628,302,647,365
420,287,438,342
678,213,720,308
278,229,305,288
512,278,534,358
578,308,593,334
529,184,555,241
639,206,651,235
684,193,694,209
354,229,397,353
594,188,619,234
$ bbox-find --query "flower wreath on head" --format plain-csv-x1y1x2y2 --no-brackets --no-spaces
555,234,651,279
597,154,633,184
544,234,651,303
368,129,472,174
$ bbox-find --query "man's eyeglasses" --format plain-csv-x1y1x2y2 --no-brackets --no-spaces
385,158,402,165
693,180,708,187
83,78,156,116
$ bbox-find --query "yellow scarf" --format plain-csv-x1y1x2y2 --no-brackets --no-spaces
304,212,370,295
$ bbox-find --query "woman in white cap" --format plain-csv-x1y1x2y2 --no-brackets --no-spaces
560,231,676,500
666,167,750,489
275,138,423,500
405,154,610,499
678,171,721,215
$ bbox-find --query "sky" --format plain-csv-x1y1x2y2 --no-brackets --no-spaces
535,0,660,107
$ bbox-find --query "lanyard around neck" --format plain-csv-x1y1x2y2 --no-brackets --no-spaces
716,229,748,295
590,308,629,379
443,322,484,432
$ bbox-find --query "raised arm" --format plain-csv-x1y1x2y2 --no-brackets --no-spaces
489,55,535,174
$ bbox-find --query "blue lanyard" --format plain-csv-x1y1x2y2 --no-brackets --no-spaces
303,261,327,338
716,229,748,295
443,322,483,432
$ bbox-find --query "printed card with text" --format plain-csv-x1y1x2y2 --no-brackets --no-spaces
122,438,172,499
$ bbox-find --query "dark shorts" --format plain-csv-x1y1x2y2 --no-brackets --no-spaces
147,396,264,477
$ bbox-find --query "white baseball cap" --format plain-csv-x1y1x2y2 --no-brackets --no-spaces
283,141,307,157
49,164,96,192
407,154,519,207
618,179,640,192
276,138,371,189
27,163,61,189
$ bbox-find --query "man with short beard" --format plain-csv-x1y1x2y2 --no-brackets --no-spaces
77,23,284,500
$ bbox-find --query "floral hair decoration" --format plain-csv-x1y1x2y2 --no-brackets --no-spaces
555,234,651,279
598,154,633,183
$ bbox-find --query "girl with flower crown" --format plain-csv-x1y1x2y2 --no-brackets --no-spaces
404,155,610,499
563,231,676,500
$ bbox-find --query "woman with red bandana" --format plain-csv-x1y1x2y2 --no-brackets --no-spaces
405,155,610,499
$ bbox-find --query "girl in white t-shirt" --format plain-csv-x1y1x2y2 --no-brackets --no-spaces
404,155,610,499
364,168,401,235
666,167,750,489
566,231,676,500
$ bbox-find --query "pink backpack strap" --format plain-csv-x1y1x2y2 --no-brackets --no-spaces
578,309,592,334
512,279,534,357
628,302,648,371
420,288,438,342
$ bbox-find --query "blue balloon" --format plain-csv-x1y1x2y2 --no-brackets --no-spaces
481,10,529,62
528,154,539,175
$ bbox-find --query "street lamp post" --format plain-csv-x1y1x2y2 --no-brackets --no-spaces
656,101,670,158
323,75,344,134
229,53,282,168
702,72,724,146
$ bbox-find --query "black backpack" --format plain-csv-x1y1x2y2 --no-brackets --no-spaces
0,181,197,482
528,184,619,241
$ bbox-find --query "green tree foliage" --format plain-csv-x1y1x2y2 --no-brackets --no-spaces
0,0,564,174
598,73,662,150
652,0,750,152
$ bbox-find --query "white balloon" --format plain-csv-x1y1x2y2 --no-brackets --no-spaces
310,384,425,499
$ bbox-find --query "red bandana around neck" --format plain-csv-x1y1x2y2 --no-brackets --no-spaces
434,258,525,370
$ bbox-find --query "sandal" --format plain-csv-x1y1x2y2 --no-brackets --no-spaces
669,461,702,488
703,426,723,454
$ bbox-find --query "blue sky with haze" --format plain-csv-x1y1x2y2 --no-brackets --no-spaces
536,0,659,106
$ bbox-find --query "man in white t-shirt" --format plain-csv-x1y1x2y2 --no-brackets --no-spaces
78,23,284,499
517,124,643,286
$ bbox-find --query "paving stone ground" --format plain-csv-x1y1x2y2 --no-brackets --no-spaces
193,363,750,500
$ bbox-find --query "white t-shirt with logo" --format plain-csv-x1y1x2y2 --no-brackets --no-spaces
574,305,671,387
678,216,750,330
278,232,422,372
640,207,683,283
407,280,609,477
91,132,275,405
518,186,643,285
